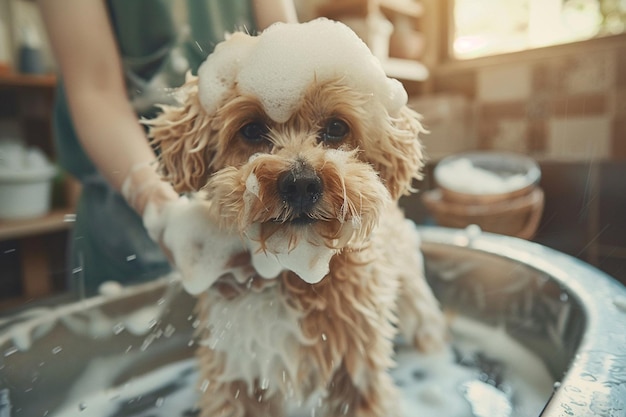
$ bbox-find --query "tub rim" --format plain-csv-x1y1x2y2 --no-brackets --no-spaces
418,225,626,416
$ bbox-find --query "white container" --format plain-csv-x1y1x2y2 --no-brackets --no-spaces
0,169,56,219
0,141,56,219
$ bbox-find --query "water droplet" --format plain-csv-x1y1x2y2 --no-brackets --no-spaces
580,372,597,382
78,402,87,411
321,333,327,341
155,397,164,407
235,389,240,399
613,296,626,313
64,213,76,222
560,292,569,302
51,346,62,355
164,324,176,338
261,378,270,390
4,347,18,357
200,379,210,392
113,323,125,335
341,402,350,415
126,254,137,262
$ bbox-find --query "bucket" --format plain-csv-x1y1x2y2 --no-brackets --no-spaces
0,141,56,219
422,152,544,239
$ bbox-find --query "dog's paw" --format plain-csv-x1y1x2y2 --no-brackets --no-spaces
150,198,247,294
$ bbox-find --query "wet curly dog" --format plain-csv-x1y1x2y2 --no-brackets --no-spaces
147,18,447,417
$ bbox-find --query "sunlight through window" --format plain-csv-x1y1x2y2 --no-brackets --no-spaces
453,0,625,59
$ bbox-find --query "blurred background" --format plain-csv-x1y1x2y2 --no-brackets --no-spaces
0,0,625,310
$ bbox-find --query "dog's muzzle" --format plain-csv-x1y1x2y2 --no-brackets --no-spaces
277,161,323,224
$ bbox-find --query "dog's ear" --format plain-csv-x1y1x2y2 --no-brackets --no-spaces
147,75,215,193
363,106,426,200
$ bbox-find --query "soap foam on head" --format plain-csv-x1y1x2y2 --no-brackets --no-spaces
197,18,408,123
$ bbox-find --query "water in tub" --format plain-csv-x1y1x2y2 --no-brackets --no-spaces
1,288,552,417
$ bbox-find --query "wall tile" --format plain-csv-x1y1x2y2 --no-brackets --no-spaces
613,118,626,159
546,116,612,160
489,119,529,153
477,64,532,102
478,101,527,119
532,59,568,94
549,93,607,117
615,46,626,88
562,51,616,94
528,120,547,152
614,88,626,116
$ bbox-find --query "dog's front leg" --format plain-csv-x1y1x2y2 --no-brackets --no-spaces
196,353,285,417
394,223,448,352
326,355,402,417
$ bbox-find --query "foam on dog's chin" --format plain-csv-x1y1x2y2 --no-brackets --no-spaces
247,225,336,284
197,18,407,123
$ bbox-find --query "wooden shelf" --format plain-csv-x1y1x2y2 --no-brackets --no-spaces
383,57,429,81
318,0,423,19
0,72,56,89
0,209,74,241
380,0,424,18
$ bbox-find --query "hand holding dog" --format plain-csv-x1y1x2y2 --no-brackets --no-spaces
122,163,251,294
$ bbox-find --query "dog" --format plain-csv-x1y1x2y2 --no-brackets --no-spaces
147,18,447,417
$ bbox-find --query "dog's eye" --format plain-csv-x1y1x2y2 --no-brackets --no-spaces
240,122,269,143
320,119,349,143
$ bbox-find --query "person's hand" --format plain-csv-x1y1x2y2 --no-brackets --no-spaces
122,163,250,294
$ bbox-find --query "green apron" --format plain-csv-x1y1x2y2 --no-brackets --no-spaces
52,0,257,296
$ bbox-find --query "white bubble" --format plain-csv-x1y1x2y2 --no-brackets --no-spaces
197,18,407,123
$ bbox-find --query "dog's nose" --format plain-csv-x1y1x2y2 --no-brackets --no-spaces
278,164,323,215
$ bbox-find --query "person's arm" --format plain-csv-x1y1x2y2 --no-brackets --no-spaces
38,0,177,213
252,0,298,30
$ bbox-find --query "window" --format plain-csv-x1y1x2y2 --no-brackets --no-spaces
452,0,626,59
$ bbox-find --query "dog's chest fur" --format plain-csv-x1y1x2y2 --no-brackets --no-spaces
194,206,415,400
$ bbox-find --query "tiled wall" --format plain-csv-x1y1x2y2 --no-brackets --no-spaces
408,41,626,284
474,48,623,161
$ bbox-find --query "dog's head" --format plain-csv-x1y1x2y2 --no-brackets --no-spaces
149,19,425,259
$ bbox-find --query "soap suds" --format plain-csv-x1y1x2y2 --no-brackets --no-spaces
437,158,529,195
197,18,407,124
246,224,337,284
44,316,552,417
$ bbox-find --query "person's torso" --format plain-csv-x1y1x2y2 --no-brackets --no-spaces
54,0,257,179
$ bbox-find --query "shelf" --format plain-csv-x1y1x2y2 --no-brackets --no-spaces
380,0,424,18
383,58,429,81
318,0,423,19
0,72,56,89
0,209,74,241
